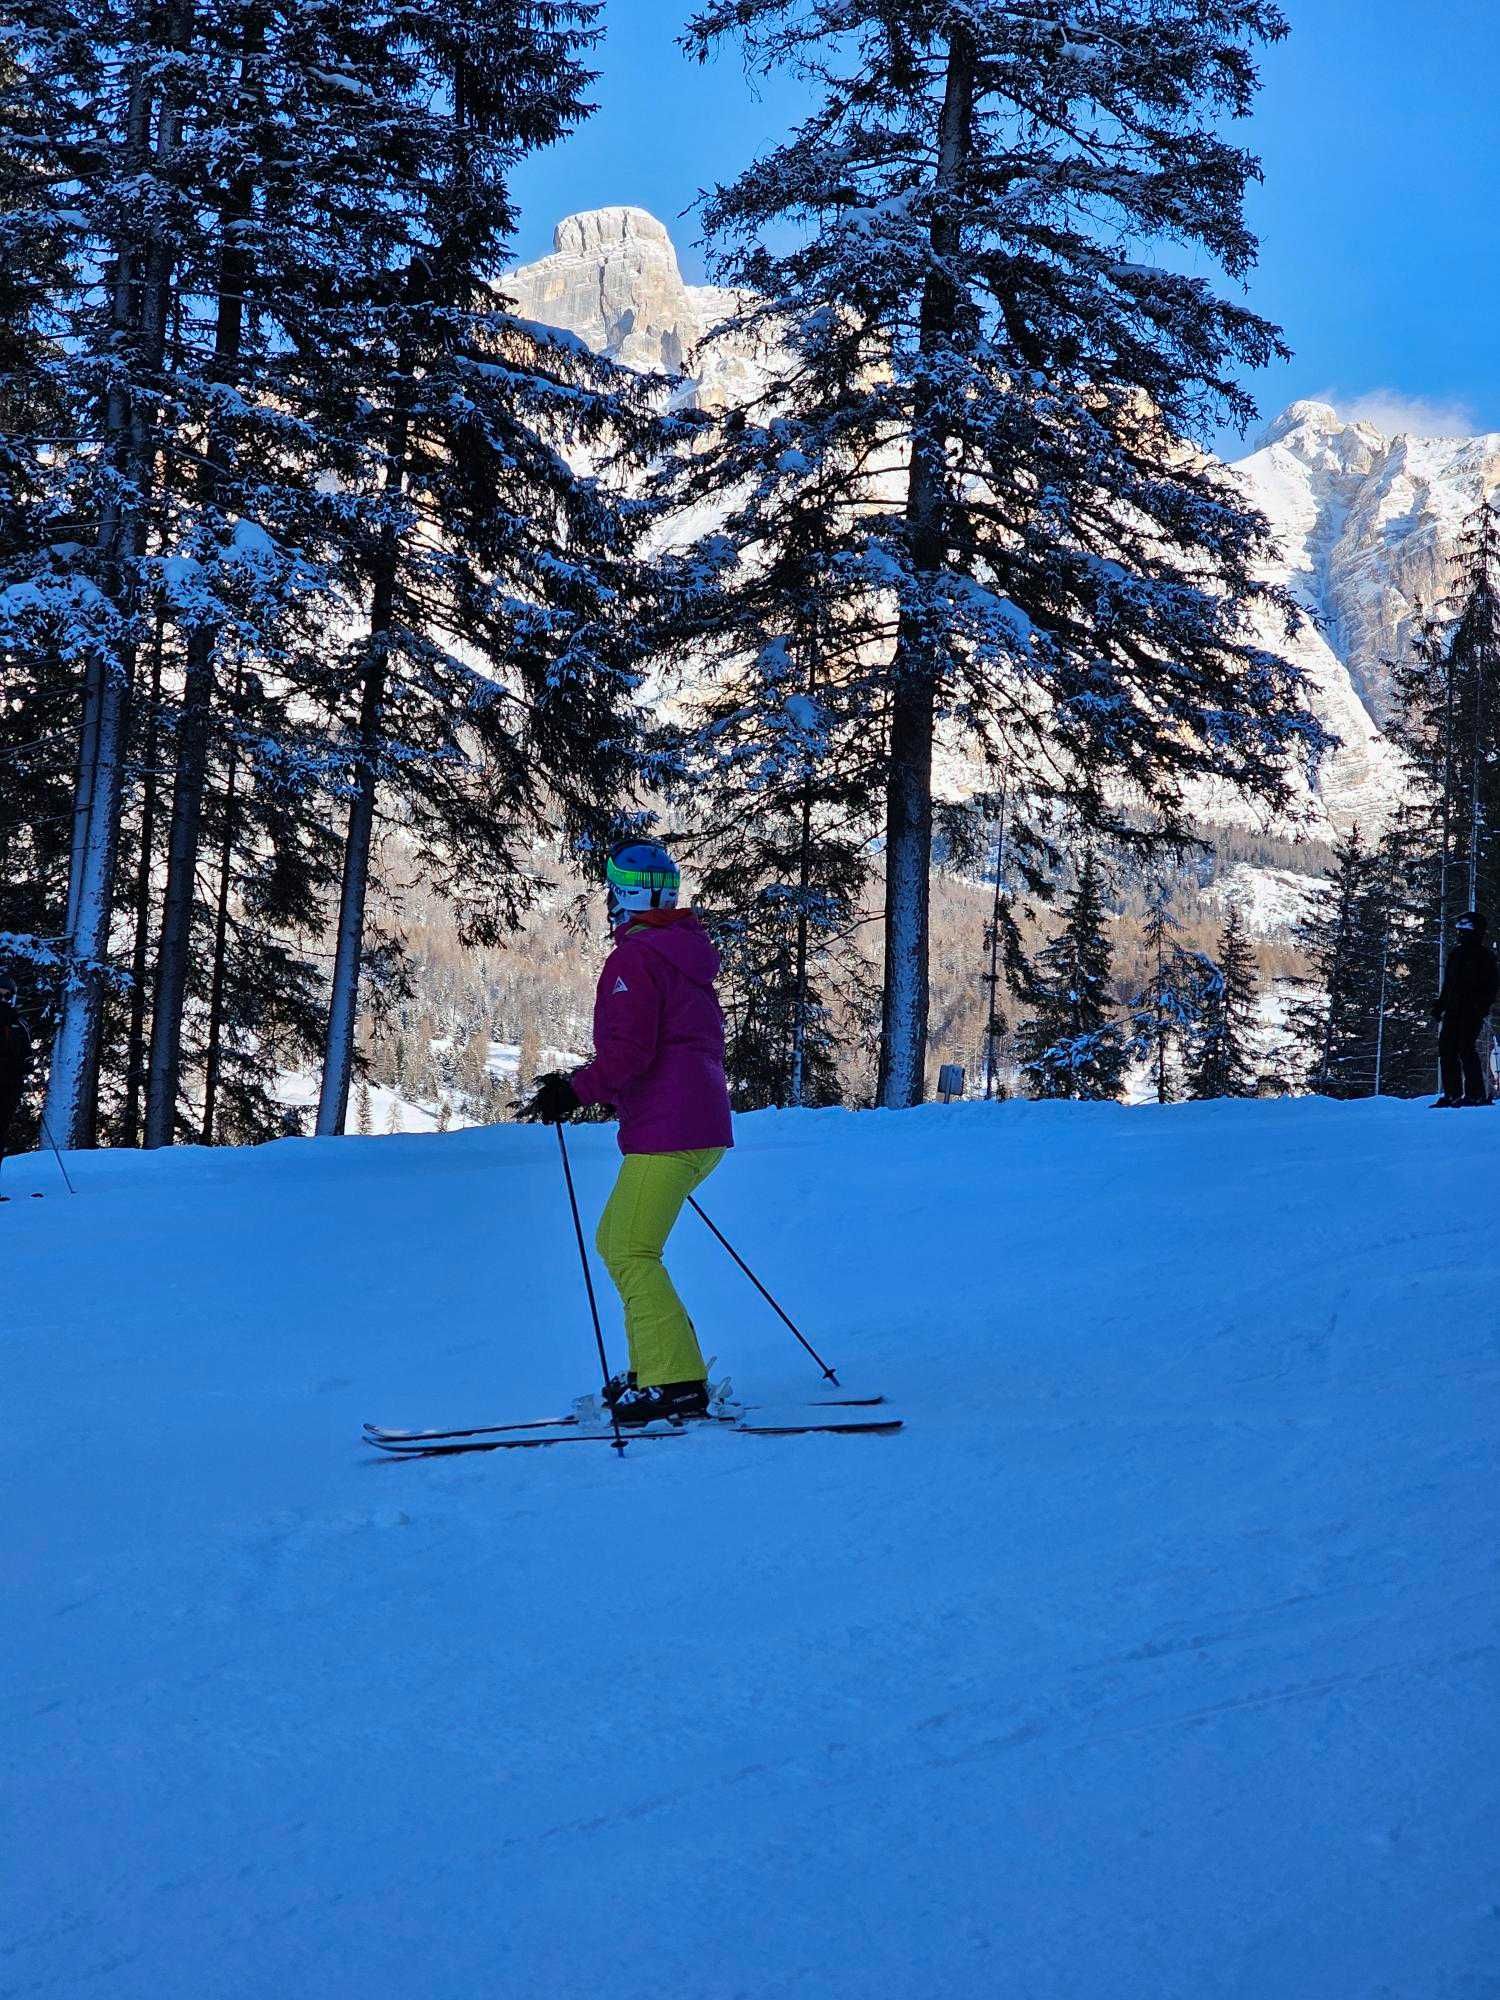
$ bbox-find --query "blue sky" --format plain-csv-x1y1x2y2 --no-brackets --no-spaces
510,0,1500,453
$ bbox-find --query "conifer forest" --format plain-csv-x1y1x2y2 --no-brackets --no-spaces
3,0,1497,1149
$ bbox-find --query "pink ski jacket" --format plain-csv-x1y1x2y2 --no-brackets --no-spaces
570,910,734,1155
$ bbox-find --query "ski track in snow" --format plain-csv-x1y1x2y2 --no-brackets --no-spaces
3,1100,1498,1999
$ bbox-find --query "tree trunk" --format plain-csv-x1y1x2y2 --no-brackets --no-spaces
876,24,975,1109
317,553,398,1138
44,46,178,1147
201,715,239,1144
1438,638,1456,991
1467,623,1486,909
144,17,254,1147
123,610,166,1144
878,672,937,1106
982,771,1009,1099
1154,927,1168,1104
316,329,412,1139
788,784,813,1109
144,630,214,1142
788,613,818,1108
45,659,132,1146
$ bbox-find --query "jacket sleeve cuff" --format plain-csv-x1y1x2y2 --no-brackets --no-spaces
569,1062,602,1107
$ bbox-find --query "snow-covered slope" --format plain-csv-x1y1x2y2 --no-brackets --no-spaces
6,1104,1498,1996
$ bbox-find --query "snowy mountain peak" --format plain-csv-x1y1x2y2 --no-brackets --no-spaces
1258,398,1345,445
506,207,767,407
1253,400,1386,477
551,205,675,258
506,206,700,376
1234,402,1500,751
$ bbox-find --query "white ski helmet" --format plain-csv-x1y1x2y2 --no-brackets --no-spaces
605,840,680,921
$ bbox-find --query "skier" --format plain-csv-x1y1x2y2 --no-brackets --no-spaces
518,841,733,1424
1433,910,1500,1107
0,974,34,1180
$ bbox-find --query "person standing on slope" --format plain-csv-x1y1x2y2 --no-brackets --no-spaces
0,974,35,1182
519,841,733,1424
1433,910,1500,1107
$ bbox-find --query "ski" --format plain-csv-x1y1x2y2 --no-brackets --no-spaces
365,1413,590,1443
365,1413,902,1458
363,1394,886,1446
719,1417,901,1438
366,1426,687,1458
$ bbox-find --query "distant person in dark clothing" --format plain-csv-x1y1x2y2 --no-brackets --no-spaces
0,974,34,1173
1434,911,1500,1107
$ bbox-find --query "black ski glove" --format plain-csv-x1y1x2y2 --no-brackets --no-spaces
516,1070,581,1125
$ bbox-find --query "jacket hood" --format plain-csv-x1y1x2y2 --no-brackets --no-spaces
619,908,721,986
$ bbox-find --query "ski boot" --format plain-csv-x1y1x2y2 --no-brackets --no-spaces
569,1373,636,1429
611,1378,711,1427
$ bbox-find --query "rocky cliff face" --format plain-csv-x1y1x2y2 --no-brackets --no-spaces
503,206,771,410
1233,401,1500,728
506,211,1500,835
1222,401,1500,833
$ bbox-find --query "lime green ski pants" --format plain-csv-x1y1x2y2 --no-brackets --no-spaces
595,1147,725,1387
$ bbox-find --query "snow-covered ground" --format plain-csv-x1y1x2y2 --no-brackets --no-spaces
5,1101,1497,1998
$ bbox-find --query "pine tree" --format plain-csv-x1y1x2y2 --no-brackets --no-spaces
1018,850,1127,1101
673,617,880,1109
7,0,363,1143
1129,892,1211,1104
1186,903,1260,1100
1288,826,1384,1097
8,2,185,1143
652,432,887,1109
678,0,1320,1107
304,0,656,1137
1410,504,1500,930
4,0,657,1144
1365,803,1443,1097
1383,500,1500,1089
0,34,74,1072
0,181,71,1116
700,838,875,1110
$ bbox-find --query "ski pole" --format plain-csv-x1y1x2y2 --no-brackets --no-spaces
38,1112,77,1196
554,1124,626,1454
686,1197,839,1385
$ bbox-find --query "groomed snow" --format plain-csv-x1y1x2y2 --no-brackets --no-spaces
5,1101,1498,1997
